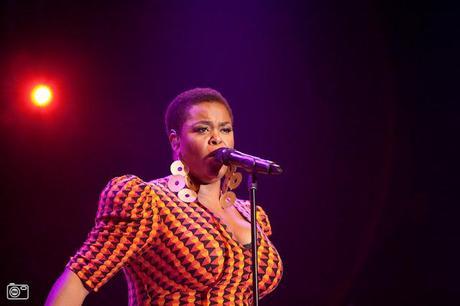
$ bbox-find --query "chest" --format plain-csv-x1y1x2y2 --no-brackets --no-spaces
144,181,280,288
144,198,249,289
204,203,252,246
156,197,253,252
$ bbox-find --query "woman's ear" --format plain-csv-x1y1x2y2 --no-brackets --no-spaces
168,129,180,158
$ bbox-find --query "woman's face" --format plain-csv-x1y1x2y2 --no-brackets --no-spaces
171,101,234,184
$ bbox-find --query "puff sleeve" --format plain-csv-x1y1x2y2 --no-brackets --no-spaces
66,175,160,292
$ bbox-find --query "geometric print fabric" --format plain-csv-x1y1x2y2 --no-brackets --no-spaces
67,175,283,305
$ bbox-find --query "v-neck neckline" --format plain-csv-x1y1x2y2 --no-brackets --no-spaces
194,198,259,250
153,176,261,250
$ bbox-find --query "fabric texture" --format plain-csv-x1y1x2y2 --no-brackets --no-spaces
67,175,283,305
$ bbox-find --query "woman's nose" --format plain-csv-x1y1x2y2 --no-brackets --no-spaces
209,132,223,145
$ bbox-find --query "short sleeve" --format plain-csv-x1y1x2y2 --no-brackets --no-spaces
256,205,272,237
66,175,160,292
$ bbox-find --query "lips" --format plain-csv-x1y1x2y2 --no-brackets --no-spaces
206,147,228,158
205,148,228,171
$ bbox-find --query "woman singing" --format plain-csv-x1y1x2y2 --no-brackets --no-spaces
46,88,283,305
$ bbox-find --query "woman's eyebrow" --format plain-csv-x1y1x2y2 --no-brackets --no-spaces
192,120,232,127
192,120,213,126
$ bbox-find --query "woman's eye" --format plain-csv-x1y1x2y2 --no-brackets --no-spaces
221,127,233,133
195,127,209,133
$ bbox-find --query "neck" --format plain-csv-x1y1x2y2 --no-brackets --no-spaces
197,179,221,203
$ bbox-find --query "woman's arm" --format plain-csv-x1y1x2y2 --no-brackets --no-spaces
45,175,156,305
45,268,89,306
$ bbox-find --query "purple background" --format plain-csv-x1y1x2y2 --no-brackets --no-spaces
1,1,459,305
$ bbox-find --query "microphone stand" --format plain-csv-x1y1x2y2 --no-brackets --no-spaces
212,147,283,305
248,173,259,305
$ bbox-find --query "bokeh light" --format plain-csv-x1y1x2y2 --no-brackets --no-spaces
31,84,53,107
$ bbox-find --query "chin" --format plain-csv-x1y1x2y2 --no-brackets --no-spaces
200,164,227,184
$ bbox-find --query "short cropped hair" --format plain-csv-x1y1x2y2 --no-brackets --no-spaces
164,87,233,136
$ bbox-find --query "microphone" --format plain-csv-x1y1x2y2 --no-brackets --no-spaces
212,148,283,175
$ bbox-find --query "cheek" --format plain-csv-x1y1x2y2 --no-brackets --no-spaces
181,136,206,157
225,134,235,148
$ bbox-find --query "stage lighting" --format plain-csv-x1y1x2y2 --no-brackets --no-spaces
31,84,53,107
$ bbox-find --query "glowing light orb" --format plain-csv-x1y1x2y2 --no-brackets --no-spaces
31,84,53,107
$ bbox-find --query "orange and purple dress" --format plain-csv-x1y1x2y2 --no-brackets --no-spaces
66,175,283,305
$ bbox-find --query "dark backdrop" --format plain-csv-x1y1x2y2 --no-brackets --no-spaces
1,1,459,305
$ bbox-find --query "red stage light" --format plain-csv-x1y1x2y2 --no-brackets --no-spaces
31,84,53,107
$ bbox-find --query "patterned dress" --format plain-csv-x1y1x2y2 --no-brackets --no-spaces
67,175,283,305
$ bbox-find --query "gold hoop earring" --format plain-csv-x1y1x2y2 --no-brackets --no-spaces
220,165,242,209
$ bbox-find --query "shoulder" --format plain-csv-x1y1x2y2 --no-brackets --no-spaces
101,174,144,192
97,174,160,218
234,198,270,217
101,174,170,194
99,175,145,202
